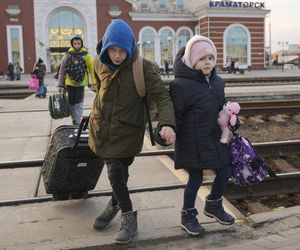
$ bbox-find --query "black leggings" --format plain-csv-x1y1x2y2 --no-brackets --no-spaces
183,165,232,209
105,156,134,213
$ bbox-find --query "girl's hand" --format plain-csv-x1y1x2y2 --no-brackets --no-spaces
160,126,176,145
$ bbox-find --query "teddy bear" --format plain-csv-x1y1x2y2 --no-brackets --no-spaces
218,101,241,143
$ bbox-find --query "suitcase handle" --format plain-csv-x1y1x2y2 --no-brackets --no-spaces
73,116,89,150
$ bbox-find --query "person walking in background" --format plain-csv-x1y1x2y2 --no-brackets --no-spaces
57,34,96,125
170,35,236,237
7,62,14,81
230,59,235,74
164,60,170,77
89,19,176,244
32,58,47,98
234,59,239,74
14,62,22,80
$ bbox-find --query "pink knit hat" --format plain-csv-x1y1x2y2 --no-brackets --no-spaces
184,35,217,69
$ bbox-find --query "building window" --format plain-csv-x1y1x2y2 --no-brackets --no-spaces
8,4,19,10
48,10,85,71
6,25,24,68
110,5,120,11
177,28,191,50
225,25,248,67
159,0,166,9
141,0,148,9
49,10,85,48
176,0,184,10
109,5,122,17
160,28,174,66
141,28,155,62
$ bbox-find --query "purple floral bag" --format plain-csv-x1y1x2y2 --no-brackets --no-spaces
228,132,274,186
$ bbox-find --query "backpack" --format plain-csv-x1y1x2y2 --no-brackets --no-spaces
94,55,157,145
66,51,87,83
228,131,276,186
132,56,158,145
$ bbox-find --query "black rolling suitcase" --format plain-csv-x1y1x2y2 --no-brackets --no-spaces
42,116,104,200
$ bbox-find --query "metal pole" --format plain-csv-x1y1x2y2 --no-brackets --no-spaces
282,42,284,72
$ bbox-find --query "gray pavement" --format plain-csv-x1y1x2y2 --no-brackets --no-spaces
0,70,300,249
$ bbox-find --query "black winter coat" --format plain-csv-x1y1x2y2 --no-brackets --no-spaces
169,49,231,170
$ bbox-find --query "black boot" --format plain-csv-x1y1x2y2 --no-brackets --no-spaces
93,199,120,230
114,210,138,244
204,197,235,225
181,208,205,236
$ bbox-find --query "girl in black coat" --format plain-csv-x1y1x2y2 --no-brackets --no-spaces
170,35,235,236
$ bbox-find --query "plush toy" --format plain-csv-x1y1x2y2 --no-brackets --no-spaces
218,101,241,143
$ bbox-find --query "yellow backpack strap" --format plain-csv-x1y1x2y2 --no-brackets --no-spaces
132,56,145,97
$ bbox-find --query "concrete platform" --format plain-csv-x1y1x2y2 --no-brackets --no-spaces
0,71,300,249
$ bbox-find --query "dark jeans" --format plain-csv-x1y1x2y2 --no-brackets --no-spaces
105,156,134,213
183,165,232,209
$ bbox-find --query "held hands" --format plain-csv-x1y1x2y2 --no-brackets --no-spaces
159,126,176,145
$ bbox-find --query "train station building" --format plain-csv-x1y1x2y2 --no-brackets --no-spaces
0,0,270,74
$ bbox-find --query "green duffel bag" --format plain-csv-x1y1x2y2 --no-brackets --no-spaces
48,93,70,119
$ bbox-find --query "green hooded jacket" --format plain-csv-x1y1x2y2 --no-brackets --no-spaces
88,52,175,158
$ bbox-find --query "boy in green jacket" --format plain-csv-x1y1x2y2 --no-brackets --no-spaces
89,19,176,244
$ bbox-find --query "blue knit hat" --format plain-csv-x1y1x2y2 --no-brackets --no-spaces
100,19,135,65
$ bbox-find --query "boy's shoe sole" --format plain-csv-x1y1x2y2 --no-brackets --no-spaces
113,231,137,244
203,210,235,225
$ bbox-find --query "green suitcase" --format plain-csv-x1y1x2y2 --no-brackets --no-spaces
48,93,70,119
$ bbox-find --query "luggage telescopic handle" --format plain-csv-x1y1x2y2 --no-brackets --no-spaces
73,116,89,150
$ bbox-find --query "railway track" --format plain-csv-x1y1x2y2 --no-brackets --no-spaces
163,76,300,86
239,100,300,116
223,76,300,86
1,76,300,99
0,140,299,208
1,100,300,116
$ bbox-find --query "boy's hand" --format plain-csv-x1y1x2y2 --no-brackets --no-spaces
160,126,176,145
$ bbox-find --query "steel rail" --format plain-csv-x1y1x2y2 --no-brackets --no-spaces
225,172,300,200
1,172,300,207
163,76,300,86
1,140,299,170
0,150,176,169
1,100,299,115
0,107,91,114
239,100,300,116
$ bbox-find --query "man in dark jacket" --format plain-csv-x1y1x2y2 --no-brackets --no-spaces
88,19,176,244
7,62,14,81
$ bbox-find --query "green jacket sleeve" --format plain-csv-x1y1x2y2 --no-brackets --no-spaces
143,59,176,129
